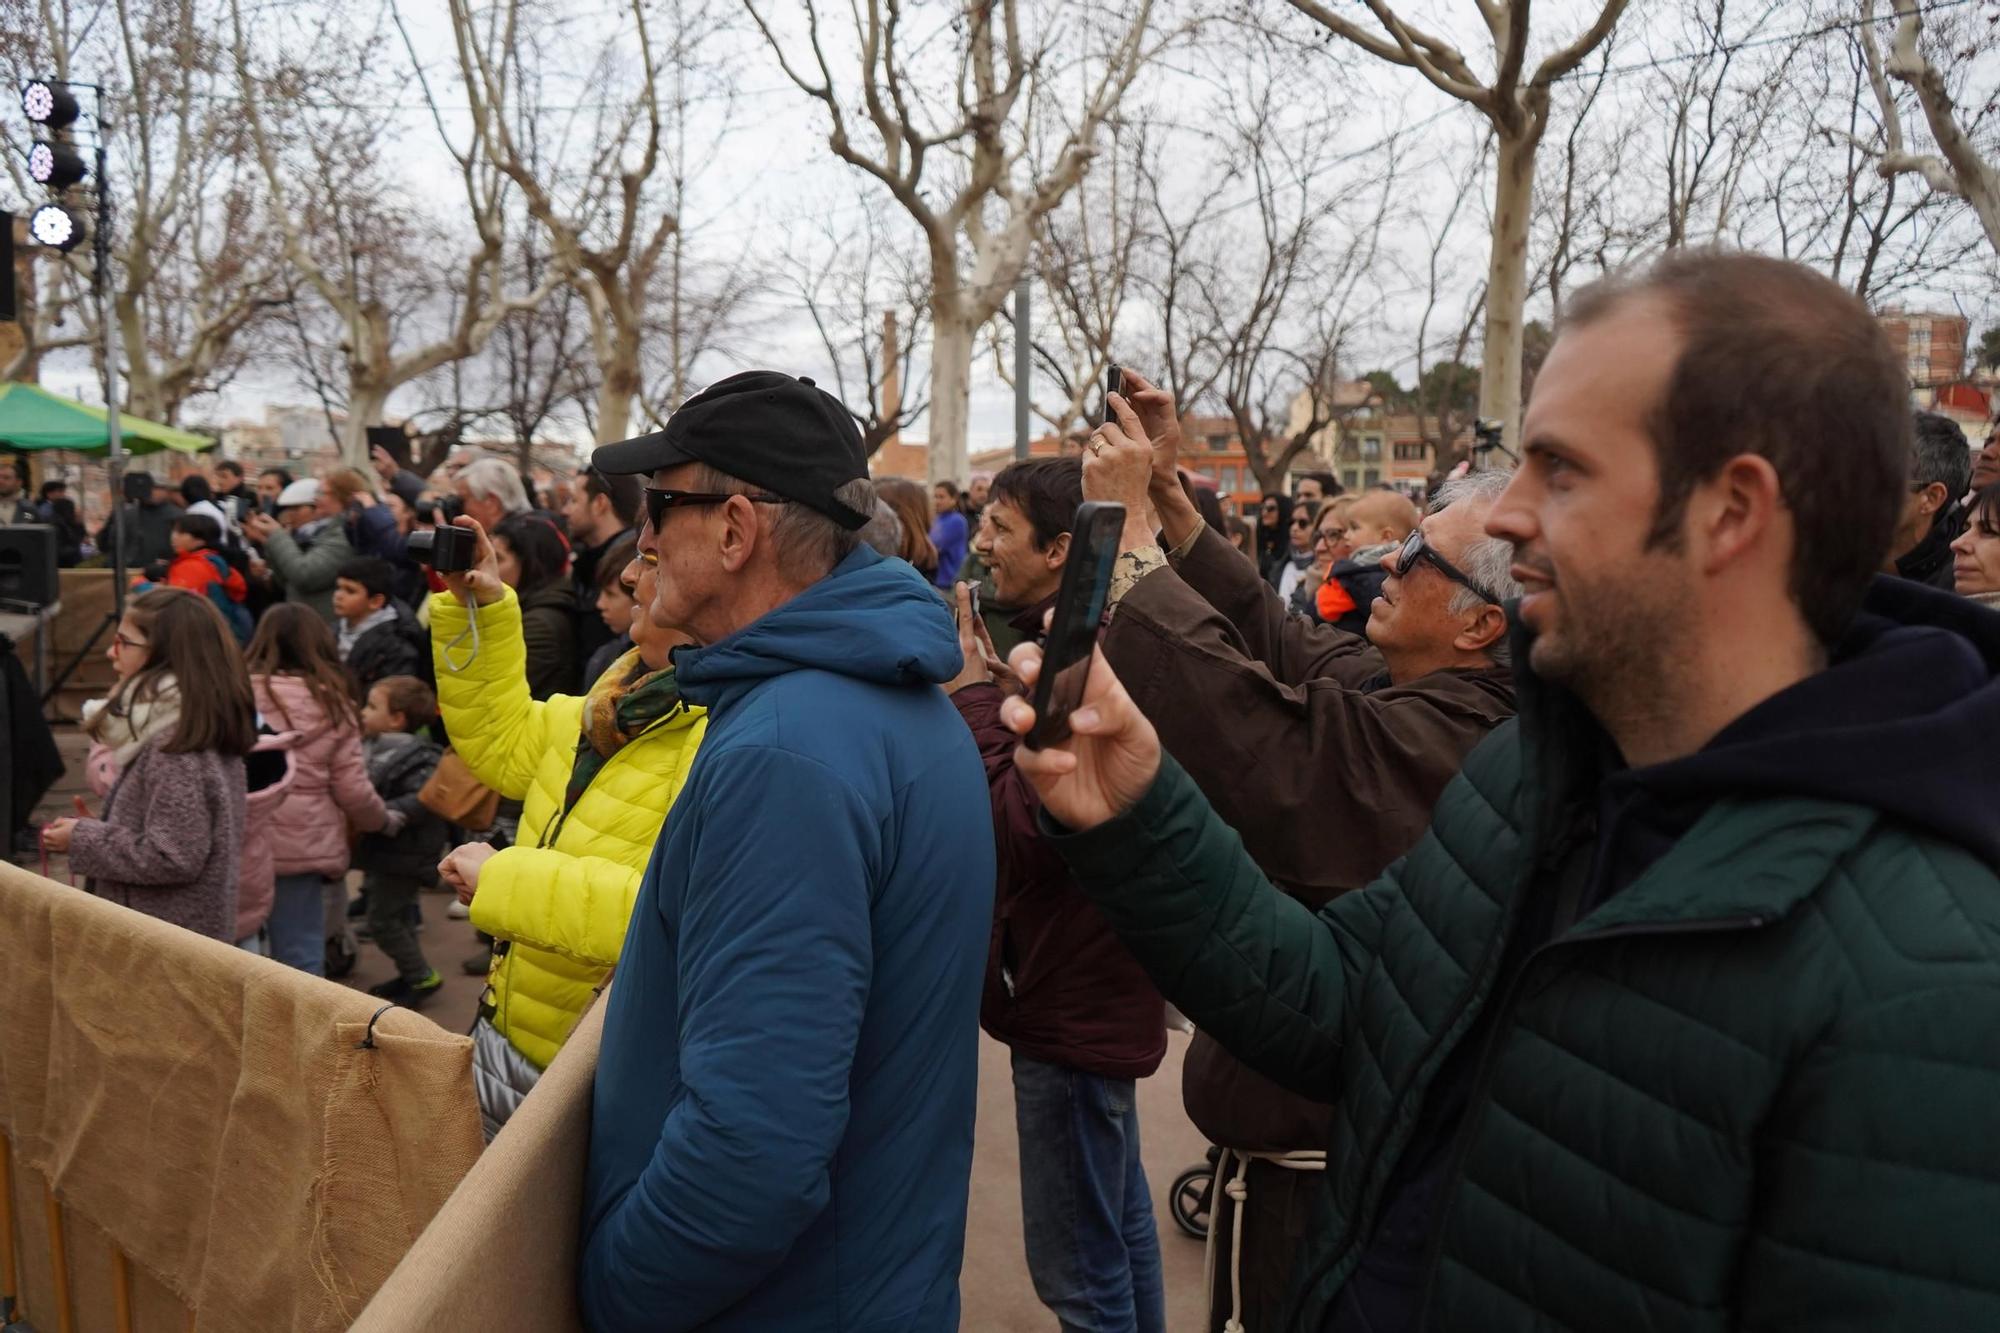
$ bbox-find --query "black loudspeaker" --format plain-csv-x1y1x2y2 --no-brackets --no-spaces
0,525,58,608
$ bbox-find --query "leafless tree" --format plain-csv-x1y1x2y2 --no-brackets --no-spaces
1860,0,2000,254
988,120,1155,442
634,225,769,432
1282,0,1629,448
1409,138,1492,470
1,0,282,419
1145,79,1392,496
438,0,718,443
744,0,1169,484
229,0,555,463
1725,13,1988,306
789,204,932,455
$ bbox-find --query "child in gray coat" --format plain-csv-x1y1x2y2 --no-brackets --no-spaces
353,675,448,1006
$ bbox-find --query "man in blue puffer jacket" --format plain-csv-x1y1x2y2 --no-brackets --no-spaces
581,371,995,1333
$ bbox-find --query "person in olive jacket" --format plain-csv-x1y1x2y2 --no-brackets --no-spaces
1004,252,2000,1333
1080,389,1519,1333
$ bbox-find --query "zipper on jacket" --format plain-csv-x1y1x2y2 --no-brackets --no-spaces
1278,905,1518,1333
1406,910,1768,1330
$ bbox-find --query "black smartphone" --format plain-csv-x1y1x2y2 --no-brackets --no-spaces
1102,364,1123,428
1025,500,1126,750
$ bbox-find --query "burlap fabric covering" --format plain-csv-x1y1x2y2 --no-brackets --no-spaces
0,859,483,1331
352,992,604,1331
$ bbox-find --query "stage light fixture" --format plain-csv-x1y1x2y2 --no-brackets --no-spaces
28,139,86,189
27,201,84,252
21,79,81,129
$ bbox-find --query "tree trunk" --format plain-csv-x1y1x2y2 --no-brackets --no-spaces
341,381,391,466
596,358,640,445
927,311,975,487
1480,123,1544,450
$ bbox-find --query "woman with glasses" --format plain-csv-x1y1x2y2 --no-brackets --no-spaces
1254,493,1290,570
1268,495,1331,603
427,517,709,1136
1282,497,1355,613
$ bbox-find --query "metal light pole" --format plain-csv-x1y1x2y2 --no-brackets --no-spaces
1013,273,1030,462
94,118,125,616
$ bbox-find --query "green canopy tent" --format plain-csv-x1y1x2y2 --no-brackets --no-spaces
0,384,214,677
0,381,211,454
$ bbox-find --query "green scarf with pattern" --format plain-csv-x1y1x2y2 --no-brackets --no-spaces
555,648,685,834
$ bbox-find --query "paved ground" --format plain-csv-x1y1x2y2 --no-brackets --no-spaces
20,721,1214,1329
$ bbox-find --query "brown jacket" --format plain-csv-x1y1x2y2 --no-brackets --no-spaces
1101,526,1516,1149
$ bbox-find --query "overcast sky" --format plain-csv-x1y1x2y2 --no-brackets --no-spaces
16,0,1999,452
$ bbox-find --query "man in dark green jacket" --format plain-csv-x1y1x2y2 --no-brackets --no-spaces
1000,251,2000,1331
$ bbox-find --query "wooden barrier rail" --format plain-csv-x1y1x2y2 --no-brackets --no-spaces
0,859,482,1331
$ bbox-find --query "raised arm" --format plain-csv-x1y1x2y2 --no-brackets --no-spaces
429,586,558,799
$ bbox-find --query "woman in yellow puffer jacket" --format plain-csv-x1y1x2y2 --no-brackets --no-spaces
430,518,705,1136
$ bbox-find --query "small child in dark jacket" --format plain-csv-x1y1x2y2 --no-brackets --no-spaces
355,675,448,1006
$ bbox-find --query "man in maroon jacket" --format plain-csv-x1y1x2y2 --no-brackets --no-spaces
946,456,1168,1333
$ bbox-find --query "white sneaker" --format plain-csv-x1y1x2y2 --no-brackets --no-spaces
447,899,470,919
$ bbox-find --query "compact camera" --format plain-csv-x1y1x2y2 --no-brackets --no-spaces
406,523,477,573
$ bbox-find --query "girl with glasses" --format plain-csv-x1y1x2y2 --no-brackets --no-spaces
40,588,260,943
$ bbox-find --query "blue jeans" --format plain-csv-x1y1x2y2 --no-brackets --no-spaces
270,873,329,976
1011,1051,1166,1333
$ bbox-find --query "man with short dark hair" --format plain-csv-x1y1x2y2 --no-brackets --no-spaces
1887,411,1973,588
1973,427,2000,494
1006,253,2000,1331
1294,470,1339,507
949,455,1168,1333
256,467,293,515
580,371,993,1332
210,458,254,524
109,470,183,566
565,467,642,664
0,460,37,524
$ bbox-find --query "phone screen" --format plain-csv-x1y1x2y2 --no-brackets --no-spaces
1025,501,1126,750
1102,365,1123,428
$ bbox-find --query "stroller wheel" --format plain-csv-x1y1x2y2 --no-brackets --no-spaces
1170,1162,1213,1239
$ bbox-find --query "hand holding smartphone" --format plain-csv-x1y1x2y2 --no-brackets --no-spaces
1024,500,1126,750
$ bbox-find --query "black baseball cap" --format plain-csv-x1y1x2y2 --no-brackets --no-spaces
591,371,870,530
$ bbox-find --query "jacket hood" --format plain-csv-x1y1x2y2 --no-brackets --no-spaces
518,579,578,613
675,546,961,711
1518,576,2000,869
253,673,349,739
365,729,441,786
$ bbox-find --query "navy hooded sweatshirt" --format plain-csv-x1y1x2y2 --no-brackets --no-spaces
580,546,995,1332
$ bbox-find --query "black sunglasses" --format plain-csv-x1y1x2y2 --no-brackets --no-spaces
1396,528,1503,605
643,486,788,532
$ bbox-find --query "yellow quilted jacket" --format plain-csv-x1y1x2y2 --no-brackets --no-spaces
432,587,706,1069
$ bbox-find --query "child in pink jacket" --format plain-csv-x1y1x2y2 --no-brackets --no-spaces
244,605,387,976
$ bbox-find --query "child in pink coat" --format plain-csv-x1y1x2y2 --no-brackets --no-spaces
244,605,387,976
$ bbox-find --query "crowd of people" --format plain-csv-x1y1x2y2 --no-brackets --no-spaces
6,247,2000,1332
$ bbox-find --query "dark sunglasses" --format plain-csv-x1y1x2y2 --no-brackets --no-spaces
1290,516,1313,528
1396,528,1503,605
643,486,788,532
